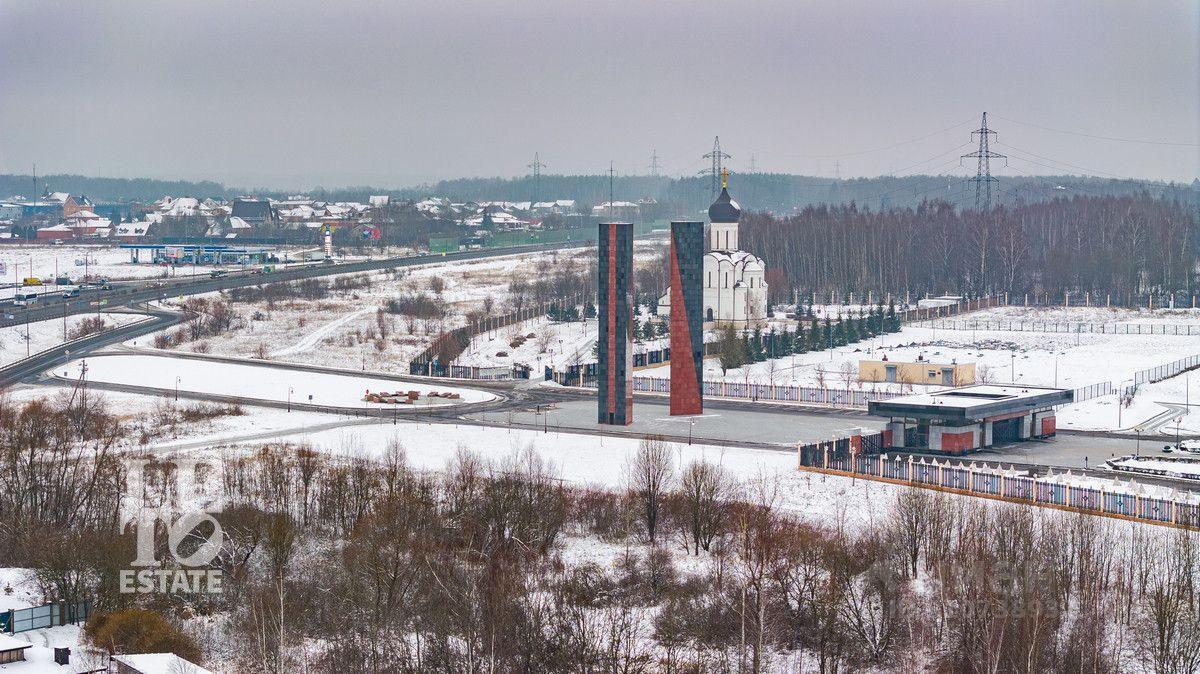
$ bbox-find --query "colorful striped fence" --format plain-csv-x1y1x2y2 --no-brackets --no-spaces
798,448,1200,529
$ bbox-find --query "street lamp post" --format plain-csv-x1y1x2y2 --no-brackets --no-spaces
175,376,180,402
288,386,294,413
688,416,695,446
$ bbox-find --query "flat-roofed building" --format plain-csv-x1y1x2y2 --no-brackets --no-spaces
868,384,1072,455
859,359,975,386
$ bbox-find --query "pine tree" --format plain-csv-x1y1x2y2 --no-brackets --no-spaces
886,301,900,333
751,327,765,362
834,318,847,346
814,316,828,352
794,323,807,353
845,314,858,343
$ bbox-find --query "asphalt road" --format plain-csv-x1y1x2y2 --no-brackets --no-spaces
0,239,598,328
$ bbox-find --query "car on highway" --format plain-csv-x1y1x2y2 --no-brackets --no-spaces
210,270,228,279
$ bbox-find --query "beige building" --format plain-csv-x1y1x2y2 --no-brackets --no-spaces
859,359,975,386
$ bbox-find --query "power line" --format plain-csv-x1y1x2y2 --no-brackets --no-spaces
994,141,1174,187
748,118,976,160
991,114,1200,148
961,112,1006,211
527,152,546,204
700,136,731,197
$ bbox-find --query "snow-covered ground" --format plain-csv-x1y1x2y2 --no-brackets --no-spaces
0,567,39,612
141,247,592,372
634,309,1200,433
58,353,496,408
942,304,1200,326
1106,455,1200,481
0,312,144,367
0,244,226,281
183,418,898,531
456,316,598,371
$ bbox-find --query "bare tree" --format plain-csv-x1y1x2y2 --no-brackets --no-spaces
623,437,675,544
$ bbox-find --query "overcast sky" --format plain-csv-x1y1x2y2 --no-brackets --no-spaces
1,0,1197,189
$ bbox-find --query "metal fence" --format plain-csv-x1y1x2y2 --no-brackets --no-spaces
915,319,1200,336
1070,381,1115,404
1,600,91,634
1134,354,1200,386
585,376,900,409
797,450,1200,528
409,293,585,377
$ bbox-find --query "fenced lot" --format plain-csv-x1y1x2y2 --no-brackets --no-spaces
915,318,1200,336
797,440,1200,529
0,600,91,634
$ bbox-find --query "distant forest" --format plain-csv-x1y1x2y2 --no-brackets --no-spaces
741,194,1200,304
1,171,1195,217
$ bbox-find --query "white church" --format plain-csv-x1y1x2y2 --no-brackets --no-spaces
658,172,768,326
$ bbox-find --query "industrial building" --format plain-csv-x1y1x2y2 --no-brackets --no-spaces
868,384,1072,454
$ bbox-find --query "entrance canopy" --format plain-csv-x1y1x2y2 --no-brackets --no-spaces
869,384,1073,423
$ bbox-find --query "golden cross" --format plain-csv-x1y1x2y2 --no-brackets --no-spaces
721,168,729,189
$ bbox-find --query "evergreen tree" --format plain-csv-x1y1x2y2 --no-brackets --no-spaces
814,316,828,352
585,300,596,319
886,301,900,332
717,323,748,374
751,327,765,362
794,323,807,354
833,318,847,346
845,314,859,343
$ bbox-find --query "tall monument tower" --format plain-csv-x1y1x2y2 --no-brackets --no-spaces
597,221,634,425
669,220,704,416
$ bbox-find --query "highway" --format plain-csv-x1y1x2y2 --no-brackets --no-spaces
2,235,1196,494
0,238,604,328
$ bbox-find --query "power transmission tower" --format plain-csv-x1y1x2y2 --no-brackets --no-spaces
527,152,546,204
961,112,1006,211
608,162,615,218
648,149,661,177
748,154,758,173
700,136,731,196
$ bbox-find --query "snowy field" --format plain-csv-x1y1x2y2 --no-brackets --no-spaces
0,244,224,281
635,307,1200,434
57,353,496,409
947,304,1200,326
456,315,599,371
182,417,897,532
142,247,597,372
0,312,143,367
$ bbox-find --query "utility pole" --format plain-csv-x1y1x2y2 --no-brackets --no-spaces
700,136,732,197
962,112,1006,211
527,153,546,206
648,149,661,177
608,162,615,218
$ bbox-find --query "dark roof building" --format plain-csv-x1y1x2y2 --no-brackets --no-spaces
230,198,275,225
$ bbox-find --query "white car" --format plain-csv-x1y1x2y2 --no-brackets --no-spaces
1179,439,1200,453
